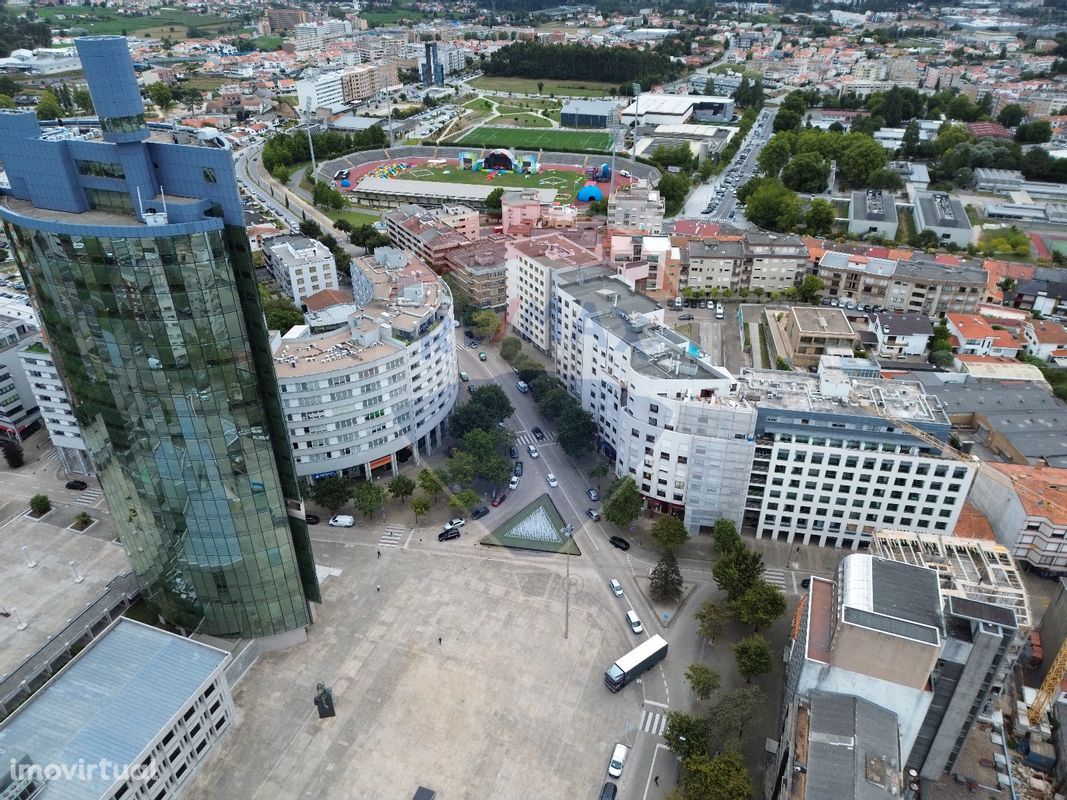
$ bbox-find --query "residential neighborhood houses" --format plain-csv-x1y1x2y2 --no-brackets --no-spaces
4,3,1067,800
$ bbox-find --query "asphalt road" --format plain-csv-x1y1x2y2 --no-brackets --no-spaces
682,107,778,223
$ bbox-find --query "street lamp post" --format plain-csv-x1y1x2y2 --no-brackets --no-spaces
21,545,36,568
10,607,26,631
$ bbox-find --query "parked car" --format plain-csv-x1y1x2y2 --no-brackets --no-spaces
609,578,623,597
328,515,355,527
587,508,601,521
801,577,811,589
607,743,629,778
531,426,545,441
587,488,600,501
599,783,618,800
546,473,558,487
443,517,465,531
609,536,630,551
508,475,520,490
509,445,519,460
491,493,507,507
478,352,487,361
464,329,476,340
514,460,523,476
678,313,694,321
438,529,460,542
65,480,88,490
527,444,539,458
305,514,320,525
626,610,643,634
459,371,469,382
471,506,490,520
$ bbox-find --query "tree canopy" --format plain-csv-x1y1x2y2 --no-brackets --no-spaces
603,476,642,527
483,40,682,87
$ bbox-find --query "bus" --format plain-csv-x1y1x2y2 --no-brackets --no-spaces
604,635,668,692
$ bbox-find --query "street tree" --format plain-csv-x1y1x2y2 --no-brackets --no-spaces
713,545,764,600
695,600,730,644
448,401,495,439
443,451,476,486
710,685,763,746
500,336,522,362
712,518,741,554
468,384,514,424
651,514,688,551
650,551,684,603
683,752,753,800
146,82,174,111
411,495,430,522
478,455,514,486
353,482,387,518
462,427,512,463
588,463,609,488
538,387,572,420
663,711,710,761
309,476,351,512
733,634,773,681
558,407,596,457
471,309,501,339
388,475,416,503
449,488,480,511
30,494,51,516
796,274,824,305
781,152,830,193
1,440,24,469
485,187,504,213
757,136,791,176
744,179,802,232
839,136,887,186
418,469,445,502
72,87,94,114
35,91,62,120
804,199,835,236
730,579,787,630
997,103,1025,129
685,663,721,701
603,476,642,527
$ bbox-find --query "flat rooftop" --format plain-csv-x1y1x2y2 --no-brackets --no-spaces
560,275,733,382
0,515,133,681
736,368,950,425
873,530,1031,629
512,233,600,269
851,190,898,224
791,307,854,335
0,619,228,800
841,555,942,644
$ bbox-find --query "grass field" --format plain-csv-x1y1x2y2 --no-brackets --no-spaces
456,127,612,152
384,163,589,202
470,76,617,98
327,209,383,228
362,9,425,25
37,7,232,38
494,113,554,128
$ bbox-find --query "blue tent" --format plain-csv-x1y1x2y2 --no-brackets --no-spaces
576,185,603,203
340,179,351,188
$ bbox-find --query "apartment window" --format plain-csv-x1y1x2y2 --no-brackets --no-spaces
76,159,125,179
646,434,656,443
645,447,653,456
678,456,688,464
660,452,670,460
203,167,217,183
84,188,134,216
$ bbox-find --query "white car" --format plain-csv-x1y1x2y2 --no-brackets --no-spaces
546,473,558,487
607,743,629,778
443,517,466,531
328,515,355,528
508,475,520,490
528,444,540,459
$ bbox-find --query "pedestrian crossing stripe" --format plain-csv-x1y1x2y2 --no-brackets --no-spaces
41,449,60,461
642,709,668,737
764,568,786,589
75,489,104,507
378,527,404,548
515,433,554,447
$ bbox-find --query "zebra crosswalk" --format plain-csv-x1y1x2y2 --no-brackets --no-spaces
764,568,787,590
378,526,405,548
74,489,103,507
641,709,668,737
515,432,553,447
40,448,60,462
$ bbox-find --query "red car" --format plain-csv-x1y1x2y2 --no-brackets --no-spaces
491,493,507,507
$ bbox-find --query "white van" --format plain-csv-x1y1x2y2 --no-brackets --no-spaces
516,380,529,393
625,610,643,634
607,743,629,778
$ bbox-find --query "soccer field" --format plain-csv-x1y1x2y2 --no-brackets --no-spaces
385,163,589,202
456,127,613,153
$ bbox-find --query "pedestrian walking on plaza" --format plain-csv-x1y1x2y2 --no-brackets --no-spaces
377,584,380,592
377,550,381,559
654,776,659,786
438,637,442,645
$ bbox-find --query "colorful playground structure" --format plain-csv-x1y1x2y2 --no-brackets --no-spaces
458,149,541,176
366,161,415,180
586,163,612,182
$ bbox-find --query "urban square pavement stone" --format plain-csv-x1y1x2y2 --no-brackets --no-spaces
184,535,643,799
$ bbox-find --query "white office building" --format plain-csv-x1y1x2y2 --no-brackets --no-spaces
0,618,233,800
273,247,457,480
295,71,344,111
553,272,755,530
17,335,92,475
740,366,976,550
264,235,339,306
607,187,665,234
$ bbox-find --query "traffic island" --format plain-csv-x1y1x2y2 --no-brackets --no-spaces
480,493,580,555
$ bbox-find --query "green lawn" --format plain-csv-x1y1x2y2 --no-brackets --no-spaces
494,113,554,128
327,209,383,228
1051,239,1067,256
456,127,612,152
389,163,589,202
252,35,284,51
37,7,231,37
184,76,229,93
470,76,617,98
362,9,425,25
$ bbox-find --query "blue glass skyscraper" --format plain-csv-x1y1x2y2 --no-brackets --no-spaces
0,37,320,640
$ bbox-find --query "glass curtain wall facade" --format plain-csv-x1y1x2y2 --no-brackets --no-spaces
0,36,319,638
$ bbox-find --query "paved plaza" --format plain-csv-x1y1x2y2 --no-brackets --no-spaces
185,531,643,800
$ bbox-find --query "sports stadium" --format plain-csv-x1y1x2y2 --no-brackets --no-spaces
316,146,661,211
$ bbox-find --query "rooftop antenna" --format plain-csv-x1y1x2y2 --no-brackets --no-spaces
159,186,168,219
